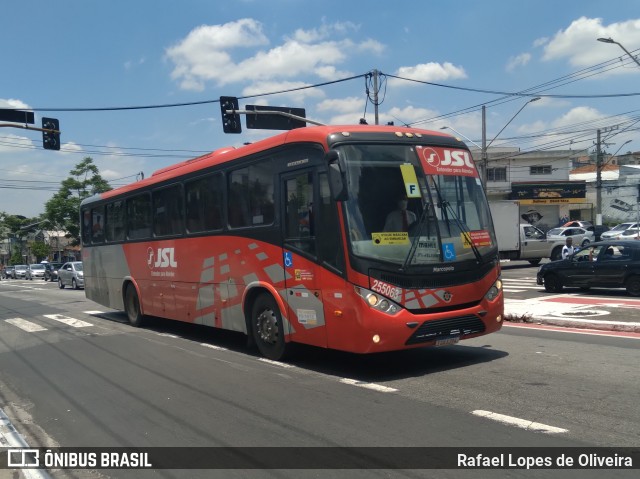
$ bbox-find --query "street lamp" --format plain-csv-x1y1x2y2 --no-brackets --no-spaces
597,37,640,68
481,97,541,187
439,126,482,149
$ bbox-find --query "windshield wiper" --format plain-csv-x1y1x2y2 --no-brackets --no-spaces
431,181,483,264
400,203,431,271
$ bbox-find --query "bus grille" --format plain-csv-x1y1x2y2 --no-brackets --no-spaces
405,315,486,345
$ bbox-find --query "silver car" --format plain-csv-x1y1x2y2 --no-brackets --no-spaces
546,227,594,248
58,261,84,289
26,263,46,280
13,264,28,279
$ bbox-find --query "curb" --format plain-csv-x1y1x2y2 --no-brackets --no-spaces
505,314,640,333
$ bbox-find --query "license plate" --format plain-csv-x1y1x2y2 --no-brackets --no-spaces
435,336,460,346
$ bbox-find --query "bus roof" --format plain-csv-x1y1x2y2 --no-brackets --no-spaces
85,124,457,204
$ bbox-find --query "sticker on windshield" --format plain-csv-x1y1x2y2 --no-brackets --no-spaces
412,237,440,262
399,164,421,198
461,230,492,248
442,243,456,261
372,232,410,245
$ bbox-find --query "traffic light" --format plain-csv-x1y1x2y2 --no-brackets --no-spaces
42,117,60,150
220,96,241,134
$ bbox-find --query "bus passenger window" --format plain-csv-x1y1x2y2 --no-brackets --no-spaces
91,207,105,243
127,194,152,240
185,174,223,232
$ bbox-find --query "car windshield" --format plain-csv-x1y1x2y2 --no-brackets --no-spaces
338,143,494,268
30,265,45,270
15,265,27,269
547,228,563,235
74,263,84,271
612,224,633,231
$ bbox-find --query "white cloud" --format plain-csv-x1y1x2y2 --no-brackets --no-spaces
165,19,270,91
543,17,640,69
551,106,603,128
389,62,467,87
166,19,384,91
0,98,31,110
506,53,531,72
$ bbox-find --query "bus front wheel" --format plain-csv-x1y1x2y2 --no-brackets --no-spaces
251,294,287,361
125,284,146,327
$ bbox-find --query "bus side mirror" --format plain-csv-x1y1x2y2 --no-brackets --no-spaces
326,150,348,201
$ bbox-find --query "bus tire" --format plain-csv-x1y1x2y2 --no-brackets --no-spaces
125,284,146,327
251,293,287,361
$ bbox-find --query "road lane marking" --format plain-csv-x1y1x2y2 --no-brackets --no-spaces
43,314,93,328
1,408,52,479
257,358,295,368
5,318,47,332
339,378,398,393
472,410,568,434
84,310,106,315
200,343,228,351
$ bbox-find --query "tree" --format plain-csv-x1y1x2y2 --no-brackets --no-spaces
30,241,51,262
44,157,112,245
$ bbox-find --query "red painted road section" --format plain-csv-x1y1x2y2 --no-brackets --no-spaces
504,322,640,339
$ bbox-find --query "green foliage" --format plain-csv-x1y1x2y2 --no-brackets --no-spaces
10,246,23,265
30,241,51,262
44,157,112,245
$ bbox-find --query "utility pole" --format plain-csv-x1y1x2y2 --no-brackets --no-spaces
595,129,602,225
481,105,487,187
372,69,380,125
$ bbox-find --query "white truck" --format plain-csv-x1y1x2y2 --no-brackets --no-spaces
489,201,564,265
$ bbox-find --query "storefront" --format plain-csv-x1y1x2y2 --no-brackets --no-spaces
508,181,588,231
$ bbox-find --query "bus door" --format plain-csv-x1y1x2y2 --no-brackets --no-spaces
281,169,327,347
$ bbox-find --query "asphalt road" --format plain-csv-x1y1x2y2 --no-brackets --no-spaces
0,277,638,479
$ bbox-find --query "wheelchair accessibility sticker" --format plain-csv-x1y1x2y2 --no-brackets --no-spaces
283,251,293,268
442,243,456,261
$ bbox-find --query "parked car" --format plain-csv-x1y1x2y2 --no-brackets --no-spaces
44,262,64,282
563,220,593,228
536,240,640,296
26,263,46,280
600,222,639,240
546,227,594,247
3,266,15,279
13,264,28,279
619,228,640,240
58,261,84,289
587,225,610,242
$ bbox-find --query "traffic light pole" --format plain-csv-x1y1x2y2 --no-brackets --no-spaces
0,123,59,134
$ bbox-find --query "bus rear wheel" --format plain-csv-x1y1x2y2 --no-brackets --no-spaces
125,284,145,327
251,293,287,361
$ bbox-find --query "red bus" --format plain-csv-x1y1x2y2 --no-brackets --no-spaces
80,125,504,360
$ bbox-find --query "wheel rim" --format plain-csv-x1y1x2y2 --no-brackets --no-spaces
256,308,279,344
628,279,640,296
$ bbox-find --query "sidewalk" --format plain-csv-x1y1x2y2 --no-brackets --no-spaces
504,297,640,333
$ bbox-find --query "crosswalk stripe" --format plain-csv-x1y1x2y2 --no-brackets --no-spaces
42,314,93,328
5,318,47,332
503,289,526,293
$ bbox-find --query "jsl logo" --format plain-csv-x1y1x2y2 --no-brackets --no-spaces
147,247,178,269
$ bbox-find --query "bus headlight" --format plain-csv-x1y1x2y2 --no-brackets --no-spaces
485,279,502,302
355,287,401,315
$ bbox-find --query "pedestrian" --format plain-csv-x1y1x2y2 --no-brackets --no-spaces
561,236,574,259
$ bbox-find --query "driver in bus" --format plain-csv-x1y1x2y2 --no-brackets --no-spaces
384,192,416,232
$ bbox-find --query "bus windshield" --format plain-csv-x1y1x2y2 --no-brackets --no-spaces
339,143,495,268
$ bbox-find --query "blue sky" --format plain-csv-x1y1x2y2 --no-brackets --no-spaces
2,0,640,217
